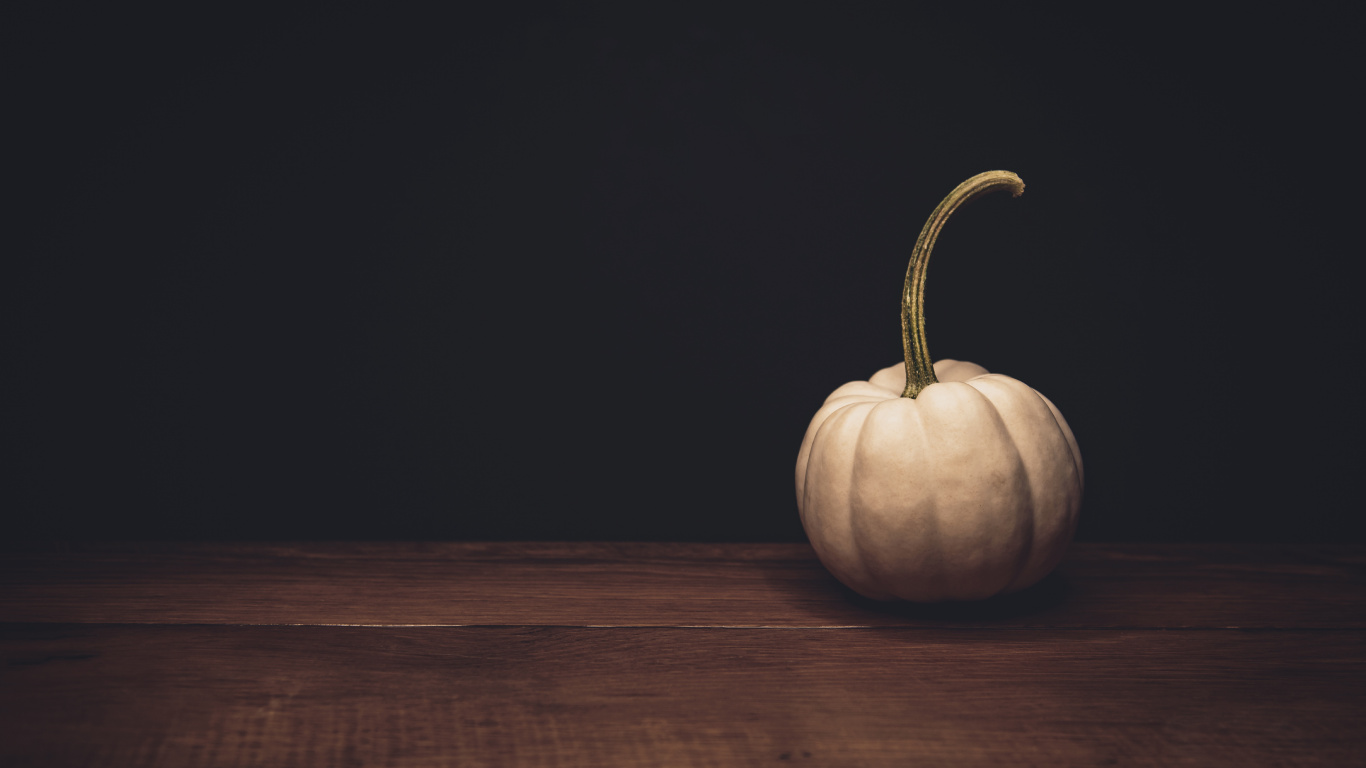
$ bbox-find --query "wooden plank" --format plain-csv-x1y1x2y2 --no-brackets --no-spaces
2,624,1361,767
1,542,1362,628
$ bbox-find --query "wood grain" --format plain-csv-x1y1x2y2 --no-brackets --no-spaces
3,542,1362,766
3,623,1362,768
2,542,1363,628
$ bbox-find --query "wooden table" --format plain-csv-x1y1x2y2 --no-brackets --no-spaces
1,542,1362,766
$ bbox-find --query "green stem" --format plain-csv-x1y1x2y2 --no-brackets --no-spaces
901,170,1025,398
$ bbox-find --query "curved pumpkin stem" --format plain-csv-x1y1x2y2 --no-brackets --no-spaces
901,170,1025,398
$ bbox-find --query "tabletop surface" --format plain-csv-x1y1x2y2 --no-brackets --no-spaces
2,541,1363,766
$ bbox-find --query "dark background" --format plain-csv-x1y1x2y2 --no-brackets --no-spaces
5,3,1360,541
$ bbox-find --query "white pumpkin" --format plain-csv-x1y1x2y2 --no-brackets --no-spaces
795,172,1083,601
795,358,1082,601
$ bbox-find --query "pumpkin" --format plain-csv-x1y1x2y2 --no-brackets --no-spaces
794,171,1083,602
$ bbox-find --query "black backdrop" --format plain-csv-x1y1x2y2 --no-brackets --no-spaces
6,3,1360,541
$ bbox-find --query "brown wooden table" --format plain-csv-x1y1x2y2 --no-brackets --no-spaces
1,542,1362,766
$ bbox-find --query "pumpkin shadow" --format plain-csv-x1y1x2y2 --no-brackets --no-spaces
841,571,1071,622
